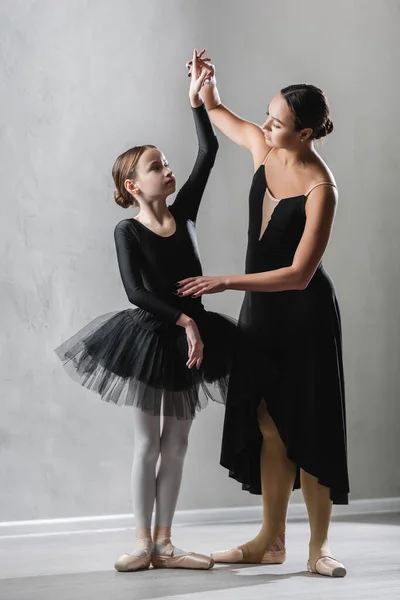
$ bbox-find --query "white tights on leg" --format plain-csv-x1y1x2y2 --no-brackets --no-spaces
130,408,160,556
154,409,193,555
130,405,193,557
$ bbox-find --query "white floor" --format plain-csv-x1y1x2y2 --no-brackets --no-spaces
0,514,399,600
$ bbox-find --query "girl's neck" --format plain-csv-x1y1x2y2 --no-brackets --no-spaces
135,197,172,225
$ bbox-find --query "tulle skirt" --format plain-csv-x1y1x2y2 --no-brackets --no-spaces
54,308,239,419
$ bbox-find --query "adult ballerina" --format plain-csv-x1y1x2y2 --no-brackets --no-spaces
182,49,349,577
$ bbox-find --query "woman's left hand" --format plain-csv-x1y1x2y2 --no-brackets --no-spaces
177,275,228,297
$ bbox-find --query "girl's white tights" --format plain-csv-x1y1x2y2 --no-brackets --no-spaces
130,405,193,557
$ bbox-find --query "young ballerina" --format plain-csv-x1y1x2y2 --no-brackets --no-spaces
183,50,349,577
55,50,237,572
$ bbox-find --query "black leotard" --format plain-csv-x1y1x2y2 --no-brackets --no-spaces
55,104,237,418
114,104,218,324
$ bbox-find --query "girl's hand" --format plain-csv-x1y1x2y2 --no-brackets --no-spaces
177,275,228,297
189,49,209,105
184,320,204,369
187,48,215,87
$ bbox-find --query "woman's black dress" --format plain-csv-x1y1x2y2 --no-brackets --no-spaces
220,160,349,504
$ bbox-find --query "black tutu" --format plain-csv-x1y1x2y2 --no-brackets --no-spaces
55,307,238,419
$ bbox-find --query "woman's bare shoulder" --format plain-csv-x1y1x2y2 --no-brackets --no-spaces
308,153,337,188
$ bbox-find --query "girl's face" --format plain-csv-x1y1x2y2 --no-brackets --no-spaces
261,93,305,148
126,147,176,201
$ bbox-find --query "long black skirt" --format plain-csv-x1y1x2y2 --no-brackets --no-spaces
220,272,350,505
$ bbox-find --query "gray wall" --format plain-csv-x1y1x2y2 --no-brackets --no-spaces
1,0,399,521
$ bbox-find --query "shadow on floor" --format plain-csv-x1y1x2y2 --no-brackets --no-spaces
0,566,314,600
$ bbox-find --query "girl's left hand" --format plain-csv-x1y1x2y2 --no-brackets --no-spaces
177,275,228,297
189,48,210,99
186,49,215,84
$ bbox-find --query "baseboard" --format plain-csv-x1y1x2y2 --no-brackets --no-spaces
0,497,399,539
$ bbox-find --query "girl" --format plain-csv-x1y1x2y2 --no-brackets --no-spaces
55,51,237,572
183,50,349,577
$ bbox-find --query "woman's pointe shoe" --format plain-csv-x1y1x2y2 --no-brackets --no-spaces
212,534,286,565
114,553,152,572
307,556,347,578
151,552,214,570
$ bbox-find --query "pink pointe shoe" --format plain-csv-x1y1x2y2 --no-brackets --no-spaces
307,556,347,578
151,551,214,570
114,553,152,572
150,529,214,570
212,533,286,565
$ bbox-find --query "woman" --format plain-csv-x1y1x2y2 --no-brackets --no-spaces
182,50,349,577
55,51,237,572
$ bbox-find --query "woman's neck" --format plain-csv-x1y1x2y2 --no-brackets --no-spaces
278,142,317,168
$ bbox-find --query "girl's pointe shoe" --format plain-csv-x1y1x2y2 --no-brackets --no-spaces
114,554,152,572
151,552,214,570
212,534,286,565
307,556,347,578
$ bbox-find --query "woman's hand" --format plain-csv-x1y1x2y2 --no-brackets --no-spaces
177,275,228,297
188,48,209,107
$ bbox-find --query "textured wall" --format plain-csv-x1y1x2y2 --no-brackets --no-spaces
1,0,399,521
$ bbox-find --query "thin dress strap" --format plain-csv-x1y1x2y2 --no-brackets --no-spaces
305,182,337,197
262,147,275,165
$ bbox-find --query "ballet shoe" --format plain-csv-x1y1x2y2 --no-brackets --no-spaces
114,553,152,572
151,551,214,570
212,534,286,565
307,556,347,578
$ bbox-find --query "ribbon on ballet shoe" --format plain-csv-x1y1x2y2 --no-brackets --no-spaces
212,533,286,565
134,527,153,557
261,533,286,564
153,526,175,557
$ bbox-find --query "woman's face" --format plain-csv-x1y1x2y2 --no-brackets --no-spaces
261,93,301,148
126,147,176,201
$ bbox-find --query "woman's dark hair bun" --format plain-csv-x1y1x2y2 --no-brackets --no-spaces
281,84,333,140
315,117,334,140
